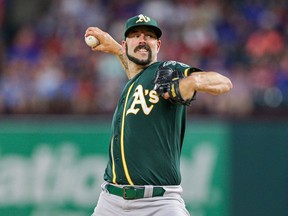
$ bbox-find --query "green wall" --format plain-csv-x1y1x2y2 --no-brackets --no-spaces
0,117,287,216
231,120,288,216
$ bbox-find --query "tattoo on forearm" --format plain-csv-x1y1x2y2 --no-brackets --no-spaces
119,54,128,71
118,52,130,78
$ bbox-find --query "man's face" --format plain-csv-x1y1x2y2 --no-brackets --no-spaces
123,27,161,66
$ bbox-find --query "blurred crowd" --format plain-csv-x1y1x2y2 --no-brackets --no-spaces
0,0,288,118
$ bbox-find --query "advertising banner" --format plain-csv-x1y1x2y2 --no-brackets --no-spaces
0,118,230,216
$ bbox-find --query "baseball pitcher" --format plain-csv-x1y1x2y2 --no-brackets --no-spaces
85,14,232,216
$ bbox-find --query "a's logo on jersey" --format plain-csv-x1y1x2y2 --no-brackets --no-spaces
126,85,159,115
136,14,151,23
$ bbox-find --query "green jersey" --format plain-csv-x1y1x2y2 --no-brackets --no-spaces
104,61,200,186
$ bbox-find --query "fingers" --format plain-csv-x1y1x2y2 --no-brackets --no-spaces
84,27,105,50
84,27,122,55
85,27,107,43
85,27,102,37
163,92,170,99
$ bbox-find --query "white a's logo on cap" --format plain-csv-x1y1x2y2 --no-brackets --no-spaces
136,14,151,23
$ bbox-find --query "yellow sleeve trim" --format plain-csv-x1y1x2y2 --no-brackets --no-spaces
184,68,190,77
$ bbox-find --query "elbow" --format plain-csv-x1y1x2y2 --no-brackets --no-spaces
222,78,233,94
210,72,233,95
214,78,233,95
227,79,233,91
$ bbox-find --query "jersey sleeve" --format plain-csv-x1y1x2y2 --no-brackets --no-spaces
162,60,202,78
161,61,202,103
183,66,202,77
175,63,202,78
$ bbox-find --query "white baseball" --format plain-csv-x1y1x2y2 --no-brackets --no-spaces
85,35,99,47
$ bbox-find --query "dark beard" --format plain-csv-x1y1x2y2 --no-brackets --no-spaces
126,44,152,66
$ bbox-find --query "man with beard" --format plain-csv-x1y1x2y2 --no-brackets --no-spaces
85,14,233,216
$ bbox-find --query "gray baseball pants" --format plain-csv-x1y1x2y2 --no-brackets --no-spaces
91,182,190,216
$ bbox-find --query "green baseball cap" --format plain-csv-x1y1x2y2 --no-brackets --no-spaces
124,14,162,39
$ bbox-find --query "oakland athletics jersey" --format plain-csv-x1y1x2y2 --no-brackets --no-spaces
104,60,201,186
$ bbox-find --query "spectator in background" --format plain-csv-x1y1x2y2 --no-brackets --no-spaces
1,0,288,117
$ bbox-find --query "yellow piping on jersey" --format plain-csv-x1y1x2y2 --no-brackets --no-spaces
120,82,135,185
110,137,117,184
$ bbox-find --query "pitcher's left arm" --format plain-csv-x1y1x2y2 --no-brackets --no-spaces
178,71,233,100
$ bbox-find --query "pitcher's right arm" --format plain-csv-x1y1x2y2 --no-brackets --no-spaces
85,27,130,79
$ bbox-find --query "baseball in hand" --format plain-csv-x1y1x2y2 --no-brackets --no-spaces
85,35,99,47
